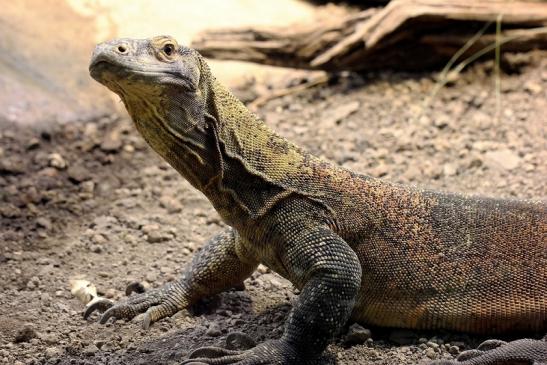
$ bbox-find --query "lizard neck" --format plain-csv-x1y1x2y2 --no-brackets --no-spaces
194,78,314,223
124,91,222,192
210,78,308,184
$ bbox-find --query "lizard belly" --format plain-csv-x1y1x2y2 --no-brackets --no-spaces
350,227,547,334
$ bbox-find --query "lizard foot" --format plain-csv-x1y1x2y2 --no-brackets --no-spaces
430,338,547,365
181,339,301,365
84,281,187,329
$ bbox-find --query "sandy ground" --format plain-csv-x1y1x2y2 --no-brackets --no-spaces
1,51,546,365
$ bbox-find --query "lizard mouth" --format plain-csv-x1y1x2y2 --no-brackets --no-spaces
89,56,196,91
89,55,122,83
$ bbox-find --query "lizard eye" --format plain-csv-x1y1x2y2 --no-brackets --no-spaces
163,43,175,56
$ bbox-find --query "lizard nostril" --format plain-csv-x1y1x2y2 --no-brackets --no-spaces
117,45,127,54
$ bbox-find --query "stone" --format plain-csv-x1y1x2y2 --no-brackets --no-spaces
425,347,437,359
83,344,99,356
159,195,183,214
36,217,52,230
67,165,91,183
100,130,122,152
443,163,457,177
147,230,171,243
14,324,38,343
0,158,25,174
205,323,222,337
225,332,257,351
48,153,67,170
26,276,40,290
524,80,542,95
343,323,372,346
26,138,40,150
483,149,520,171
324,101,360,125
141,224,160,234
90,244,103,253
91,234,107,244
81,181,95,193
45,346,63,357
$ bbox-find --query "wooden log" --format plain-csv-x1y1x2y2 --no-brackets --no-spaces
191,0,547,71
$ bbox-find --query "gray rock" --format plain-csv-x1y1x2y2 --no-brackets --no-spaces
45,346,63,357
344,323,372,346
147,231,171,243
14,324,38,343
90,244,103,254
443,163,458,177
67,165,91,183
159,195,183,214
91,234,107,244
425,347,437,359
205,323,222,337
83,344,99,356
225,332,257,350
524,80,542,95
0,158,25,174
48,153,67,170
26,138,40,150
483,149,520,171
324,101,360,125
100,130,122,152
36,217,52,230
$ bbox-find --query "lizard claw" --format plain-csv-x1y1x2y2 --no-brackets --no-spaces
84,282,188,327
188,346,242,359
83,298,114,319
181,339,301,365
475,339,507,351
430,338,547,365
454,339,508,362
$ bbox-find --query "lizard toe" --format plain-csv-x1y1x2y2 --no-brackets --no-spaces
83,298,114,319
142,303,179,329
476,339,507,351
188,347,242,359
99,295,160,323
182,339,301,365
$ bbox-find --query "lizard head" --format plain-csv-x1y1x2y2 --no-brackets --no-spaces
89,35,201,94
89,36,222,189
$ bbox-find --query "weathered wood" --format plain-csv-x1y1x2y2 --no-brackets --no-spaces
192,8,379,69
191,0,547,71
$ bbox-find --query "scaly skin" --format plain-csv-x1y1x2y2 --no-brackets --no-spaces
86,36,547,364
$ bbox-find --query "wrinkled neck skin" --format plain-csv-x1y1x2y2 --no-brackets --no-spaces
122,61,315,226
122,87,221,192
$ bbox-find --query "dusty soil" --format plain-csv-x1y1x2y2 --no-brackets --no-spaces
1,52,546,365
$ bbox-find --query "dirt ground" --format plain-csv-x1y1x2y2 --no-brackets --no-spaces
1,52,546,365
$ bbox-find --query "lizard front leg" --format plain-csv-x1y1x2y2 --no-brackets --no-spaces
84,228,258,328
183,221,362,365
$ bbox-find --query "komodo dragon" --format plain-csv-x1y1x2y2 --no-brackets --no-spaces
86,36,547,364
